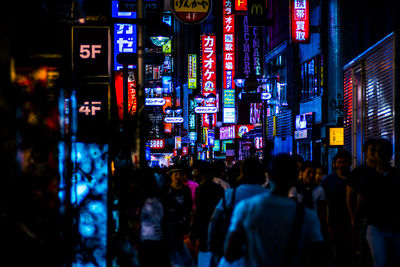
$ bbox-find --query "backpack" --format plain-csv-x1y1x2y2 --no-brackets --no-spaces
208,187,237,257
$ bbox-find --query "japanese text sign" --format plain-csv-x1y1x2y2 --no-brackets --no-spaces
114,23,137,71
291,0,310,44
188,54,197,89
172,0,212,24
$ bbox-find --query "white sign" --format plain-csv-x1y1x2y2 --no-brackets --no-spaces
164,117,184,123
145,98,166,106
194,106,218,114
261,92,272,100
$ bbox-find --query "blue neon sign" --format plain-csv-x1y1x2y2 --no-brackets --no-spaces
114,23,137,70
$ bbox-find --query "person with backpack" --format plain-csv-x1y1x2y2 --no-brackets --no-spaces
208,157,269,267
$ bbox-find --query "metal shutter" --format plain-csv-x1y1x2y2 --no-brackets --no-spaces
277,109,293,138
364,37,394,142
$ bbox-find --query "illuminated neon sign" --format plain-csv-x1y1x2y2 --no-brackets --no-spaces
235,0,248,11
201,34,217,127
114,24,137,71
188,54,197,89
164,117,184,123
145,98,166,106
291,0,310,44
194,106,218,114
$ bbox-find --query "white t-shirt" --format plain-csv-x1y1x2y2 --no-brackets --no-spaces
228,193,324,267
296,185,326,209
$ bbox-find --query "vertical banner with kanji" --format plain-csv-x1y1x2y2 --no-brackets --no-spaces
201,34,217,127
291,0,310,43
223,0,236,124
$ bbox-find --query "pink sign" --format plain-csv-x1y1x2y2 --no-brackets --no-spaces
220,125,236,140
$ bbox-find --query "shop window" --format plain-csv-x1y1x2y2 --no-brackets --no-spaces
301,55,323,102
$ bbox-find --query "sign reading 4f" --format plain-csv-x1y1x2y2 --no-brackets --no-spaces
73,26,110,77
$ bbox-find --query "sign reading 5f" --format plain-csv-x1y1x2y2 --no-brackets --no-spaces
73,26,110,77
80,45,102,59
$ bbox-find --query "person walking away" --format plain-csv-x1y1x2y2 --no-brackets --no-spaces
224,154,327,267
346,138,378,267
357,138,400,267
208,157,269,267
190,160,224,266
137,168,171,267
163,166,194,267
321,149,353,267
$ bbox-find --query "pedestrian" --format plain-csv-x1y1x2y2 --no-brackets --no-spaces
321,149,353,267
208,157,269,267
136,167,171,267
296,161,326,220
356,138,400,267
346,138,378,267
224,154,327,267
190,160,224,266
212,160,231,190
163,165,194,267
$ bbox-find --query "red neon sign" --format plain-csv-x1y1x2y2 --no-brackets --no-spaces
149,139,165,149
114,70,137,120
235,0,248,11
291,0,310,44
202,34,217,127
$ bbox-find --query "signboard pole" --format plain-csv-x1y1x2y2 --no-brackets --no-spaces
135,0,146,168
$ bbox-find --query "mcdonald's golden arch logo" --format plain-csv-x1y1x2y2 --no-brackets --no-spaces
250,4,263,15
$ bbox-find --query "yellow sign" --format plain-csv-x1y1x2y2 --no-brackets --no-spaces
329,127,344,146
173,0,210,12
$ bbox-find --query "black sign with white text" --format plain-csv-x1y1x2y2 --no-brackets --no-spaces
76,83,109,142
72,26,110,77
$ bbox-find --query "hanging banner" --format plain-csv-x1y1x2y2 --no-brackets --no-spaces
114,70,137,120
291,0,310,44
201,34,217,127
237,15,263,77
188,54,197,89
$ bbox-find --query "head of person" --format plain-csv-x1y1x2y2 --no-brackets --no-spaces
333,149,352,177
363,138,378,168
375,138,393,167
300,160,317,185
295,155,304,181
268,153,298,195
212,160,226,178
167,165,186,189
315,163,326,185
237,157,266,185
192,160,213,184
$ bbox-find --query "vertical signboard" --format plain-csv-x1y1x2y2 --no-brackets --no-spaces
76,83,110,142
114,70,137,120
114,23,137,70
188,54,197,89
72,26,110,77
291,0,310,44
201,34,217,127
237,15,263,77
223,0,236,124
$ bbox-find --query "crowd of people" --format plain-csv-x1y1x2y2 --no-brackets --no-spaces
114,137,400,267
2,137,399,267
